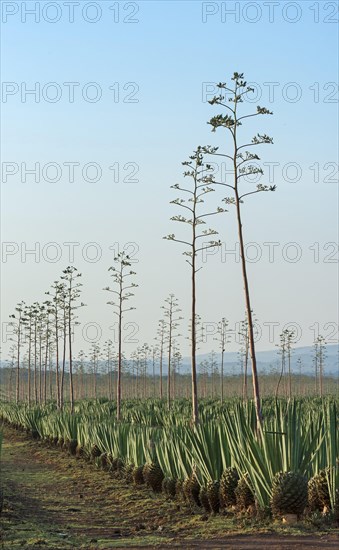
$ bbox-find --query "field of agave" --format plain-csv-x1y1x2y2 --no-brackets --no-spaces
0,397,338,522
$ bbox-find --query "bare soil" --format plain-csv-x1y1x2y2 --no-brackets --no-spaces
0,426,338,549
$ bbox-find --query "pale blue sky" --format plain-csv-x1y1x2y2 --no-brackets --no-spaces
1,1,338,358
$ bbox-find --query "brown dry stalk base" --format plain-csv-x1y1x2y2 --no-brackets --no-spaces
0,425,338,549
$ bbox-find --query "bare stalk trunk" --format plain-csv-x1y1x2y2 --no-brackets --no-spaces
44,324,49,405
288,344,292,399
55,311,60,409
191,181,199,426
235,193,262,426
39,332,42,403
60,309,66,410
117,282,122,421
232,105,262,428
68,286,74,414
243,334,249,400
15,317,21,404
27,325,32,405
34,320,38,404
275,347,285,399
167,321,172,410
15,328,20,403
159,342,163,399
220,349,224,403
319,345,323,397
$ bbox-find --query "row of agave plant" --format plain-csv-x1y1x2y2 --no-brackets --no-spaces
0,398,338,522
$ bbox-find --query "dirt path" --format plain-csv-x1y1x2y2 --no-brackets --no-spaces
0,426,338,549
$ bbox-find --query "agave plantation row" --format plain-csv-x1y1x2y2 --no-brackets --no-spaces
2,366,335,407
0,398,338,520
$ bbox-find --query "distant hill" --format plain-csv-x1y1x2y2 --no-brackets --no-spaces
0,344,338,377
180,344,339,377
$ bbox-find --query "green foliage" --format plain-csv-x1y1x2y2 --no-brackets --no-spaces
0,397,338,512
